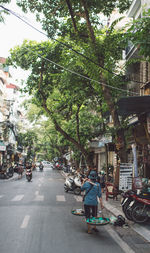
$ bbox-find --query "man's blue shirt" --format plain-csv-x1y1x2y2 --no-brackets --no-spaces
81,181,102,206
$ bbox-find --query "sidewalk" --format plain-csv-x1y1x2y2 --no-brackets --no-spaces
102,193,150,243
0,172,25,182
61,171,150,243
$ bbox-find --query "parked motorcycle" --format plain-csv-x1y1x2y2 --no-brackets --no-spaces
53,162,61,170
0,169,9,179
121,190,135,221
7,166,14,178
121,189,150,223
130,190,150,223
26,169,32,182
64,174,81,195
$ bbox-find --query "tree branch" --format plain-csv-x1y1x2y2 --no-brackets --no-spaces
65,0,78,33
76,104,81,144
38,88,89,158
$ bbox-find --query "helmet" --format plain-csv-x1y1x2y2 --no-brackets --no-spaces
88,170,97,180
114,215,125,226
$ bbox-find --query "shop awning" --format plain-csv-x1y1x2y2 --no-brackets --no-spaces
117,96,150,116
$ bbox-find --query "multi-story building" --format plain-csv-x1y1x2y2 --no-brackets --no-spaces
125,0,150,94
0,57,24,168
90,1,150,181
118,0,150,179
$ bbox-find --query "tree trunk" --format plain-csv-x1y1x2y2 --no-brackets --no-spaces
77,2,127,181
39,89,93,165
65,0,78,32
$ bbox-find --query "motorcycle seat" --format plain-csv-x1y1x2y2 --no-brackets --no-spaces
139,192,150,200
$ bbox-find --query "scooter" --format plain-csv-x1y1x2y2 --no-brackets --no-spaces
121,189,150,223
121,190,135,221
39,164,43,171
64,174,81,195
6,166,14,178
130,191,150,223
26,169,32,182
0,169,9,179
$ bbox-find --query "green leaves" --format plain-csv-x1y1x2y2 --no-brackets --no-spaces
126,9,150,59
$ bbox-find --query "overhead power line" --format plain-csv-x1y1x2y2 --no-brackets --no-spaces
19,46,140,95
0,5,145,85
0,5,140,95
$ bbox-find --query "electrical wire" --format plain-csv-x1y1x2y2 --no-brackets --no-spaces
0,5,145,85
0,5,140,95
21,46,140,95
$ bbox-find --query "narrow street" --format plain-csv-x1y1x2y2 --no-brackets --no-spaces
0,167,149,253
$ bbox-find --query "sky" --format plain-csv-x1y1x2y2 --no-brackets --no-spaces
0,0,46,82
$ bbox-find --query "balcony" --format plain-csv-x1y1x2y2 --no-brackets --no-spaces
127,0,141,18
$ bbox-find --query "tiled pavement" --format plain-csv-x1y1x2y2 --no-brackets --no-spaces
62,171,150,243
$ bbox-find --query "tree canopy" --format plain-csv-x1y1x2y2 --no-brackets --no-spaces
1,0,150,165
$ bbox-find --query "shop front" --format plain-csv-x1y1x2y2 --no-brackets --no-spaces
118,95,150,182
0,140,6,168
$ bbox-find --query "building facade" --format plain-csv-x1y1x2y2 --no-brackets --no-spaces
0,57,24,169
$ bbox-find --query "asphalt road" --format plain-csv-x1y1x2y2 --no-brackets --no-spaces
0,167,149,253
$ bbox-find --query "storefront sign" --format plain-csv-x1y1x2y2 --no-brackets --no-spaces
119,163,133,191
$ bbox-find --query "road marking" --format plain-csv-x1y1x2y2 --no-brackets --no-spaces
56,195,66,202
74,196,82,202
39,178,44,182
20,215,30,229
106,225,135,253
35,191,39,195
11,195,24,201
0,195,4,198
34,195,44,201
38,184,41,187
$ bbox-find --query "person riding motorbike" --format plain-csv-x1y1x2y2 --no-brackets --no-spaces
26,162,32,180
39,162,44,171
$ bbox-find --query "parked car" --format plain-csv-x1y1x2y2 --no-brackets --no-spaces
41,161,52,167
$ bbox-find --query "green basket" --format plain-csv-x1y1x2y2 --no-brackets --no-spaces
86,217,110,226
71,209,85,216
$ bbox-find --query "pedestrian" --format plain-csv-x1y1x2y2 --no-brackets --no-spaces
86,164,97,178
99,170,106,193
18,162,24,179
81,170,104,234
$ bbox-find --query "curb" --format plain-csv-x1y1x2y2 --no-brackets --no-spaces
0,173,25,182
104,200,150,243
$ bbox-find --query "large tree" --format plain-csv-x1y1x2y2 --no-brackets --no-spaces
2,0,139,165
8,39,105,165
12,0,132,162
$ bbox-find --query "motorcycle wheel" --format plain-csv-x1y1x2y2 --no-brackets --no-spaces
27,176,31,182
122,198,132,213
131,203,149,223
64,188,68,192
74,187,81,195
64,184,68,192
123,205,133,221
8,173,13,178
